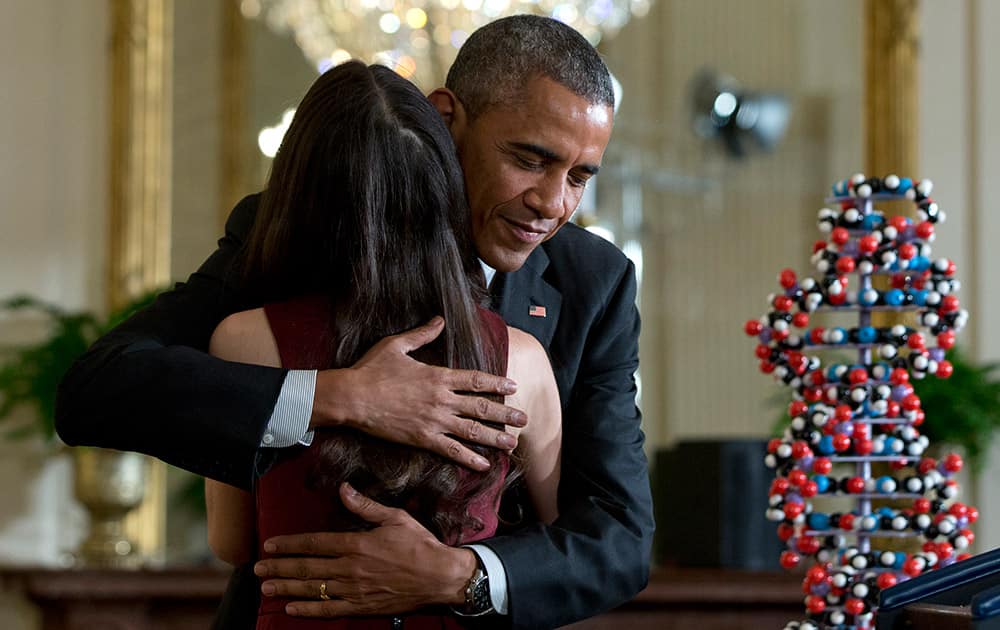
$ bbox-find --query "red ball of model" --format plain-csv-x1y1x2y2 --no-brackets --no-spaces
803,386,823,402
914,498,932,513
902,393,922,412
890,367,911,385
944,453,964,473
859,234,880,254
813,457,832,475
788,468,808,486
755,344,771,360
918,457,937,475
968,507,980,523
779,268,797,288
889,215,909,232
807,369,826,386
846,477,866,494
831,227,850,246
744,319,764,336
838,513,856,530
833,433,852,452
809,327,825,344
937,330,956,350
780,550,802,569
789,400,808,418
936,542,955,559
877,573,898,590
949,503,968,518
784,502,805,519
898,243,916,260
806,565,828,584
835,405,853,422
774,295,794,311
916,220,935,240
936,360,954,378
940,295,960,313
836,256,856,274
760,360,776,374
796,536,820,555
771,477,791,495
791,441,813,460
908,333,926,350
844,598,866,616
777,523,795,541
891,457,910,470
849,368,868,384
805,595,826,614
853,438,874,456
903,557,925,577
792,312,810,328
767,438,783,454
801,480,819,498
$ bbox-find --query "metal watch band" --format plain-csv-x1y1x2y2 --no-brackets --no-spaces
453,565,494,617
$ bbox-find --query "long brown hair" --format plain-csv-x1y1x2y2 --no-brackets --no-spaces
241,61,511,542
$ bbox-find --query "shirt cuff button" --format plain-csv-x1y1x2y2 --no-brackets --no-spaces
262,433,275,445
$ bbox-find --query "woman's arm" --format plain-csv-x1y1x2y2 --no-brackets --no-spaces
205,308,282,565
505,327,562,524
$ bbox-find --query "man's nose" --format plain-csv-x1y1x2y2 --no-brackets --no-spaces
524,175,568,220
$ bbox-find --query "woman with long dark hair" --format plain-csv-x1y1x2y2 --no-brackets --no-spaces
204,61,561,629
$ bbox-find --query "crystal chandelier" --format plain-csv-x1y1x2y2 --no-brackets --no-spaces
240,0,650,89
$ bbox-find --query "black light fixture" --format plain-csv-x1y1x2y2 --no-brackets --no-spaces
691,69,790,158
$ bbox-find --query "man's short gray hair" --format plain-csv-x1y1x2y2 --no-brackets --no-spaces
445,15,614,119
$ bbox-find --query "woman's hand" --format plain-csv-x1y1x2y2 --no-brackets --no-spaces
311,317,527,470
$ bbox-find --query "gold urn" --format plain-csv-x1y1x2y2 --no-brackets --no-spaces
72,447,148,568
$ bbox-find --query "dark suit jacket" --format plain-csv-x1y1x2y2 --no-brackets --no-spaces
55,193,654,629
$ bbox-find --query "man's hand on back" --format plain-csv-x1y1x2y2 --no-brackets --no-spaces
313,316,526,471
254,483,478,617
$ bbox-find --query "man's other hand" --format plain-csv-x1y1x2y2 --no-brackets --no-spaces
312,316,526,471
254,483,478,617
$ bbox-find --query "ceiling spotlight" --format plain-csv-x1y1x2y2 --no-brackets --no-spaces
691,69,790,158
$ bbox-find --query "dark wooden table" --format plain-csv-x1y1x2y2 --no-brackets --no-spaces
0,565,805,629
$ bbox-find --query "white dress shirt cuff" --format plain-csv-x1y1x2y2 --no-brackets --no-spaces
466,544,509,615
260,370,316,448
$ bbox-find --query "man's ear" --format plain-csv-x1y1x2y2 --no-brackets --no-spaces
428,88,467,139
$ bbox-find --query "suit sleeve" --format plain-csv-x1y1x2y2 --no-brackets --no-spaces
54,194,286,489
483,260,654,629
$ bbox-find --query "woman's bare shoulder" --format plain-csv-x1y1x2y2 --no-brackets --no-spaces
209,308,281,367
505,326,548,379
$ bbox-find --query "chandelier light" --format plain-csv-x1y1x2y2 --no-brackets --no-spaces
240,0,650,89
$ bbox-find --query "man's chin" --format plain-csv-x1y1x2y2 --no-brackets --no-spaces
482,248,533,274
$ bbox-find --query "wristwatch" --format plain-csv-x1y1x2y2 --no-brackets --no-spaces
454,563,494,617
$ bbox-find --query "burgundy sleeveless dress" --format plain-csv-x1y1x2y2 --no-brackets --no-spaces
255,296,510,630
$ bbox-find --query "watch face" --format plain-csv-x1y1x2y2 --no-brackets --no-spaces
473,576,491,611
464,569,492,615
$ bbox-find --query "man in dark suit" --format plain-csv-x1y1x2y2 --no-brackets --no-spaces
56,15,653,629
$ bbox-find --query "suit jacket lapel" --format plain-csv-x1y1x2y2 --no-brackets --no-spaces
494,246,562,349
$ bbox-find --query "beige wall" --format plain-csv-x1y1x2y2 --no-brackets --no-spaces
600,0,864,448
0,4,109,628
920,0,1000,554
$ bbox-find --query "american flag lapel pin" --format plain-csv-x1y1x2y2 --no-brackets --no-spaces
529,304,547,318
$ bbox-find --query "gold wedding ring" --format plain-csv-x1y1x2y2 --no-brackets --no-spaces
319,581,331,601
